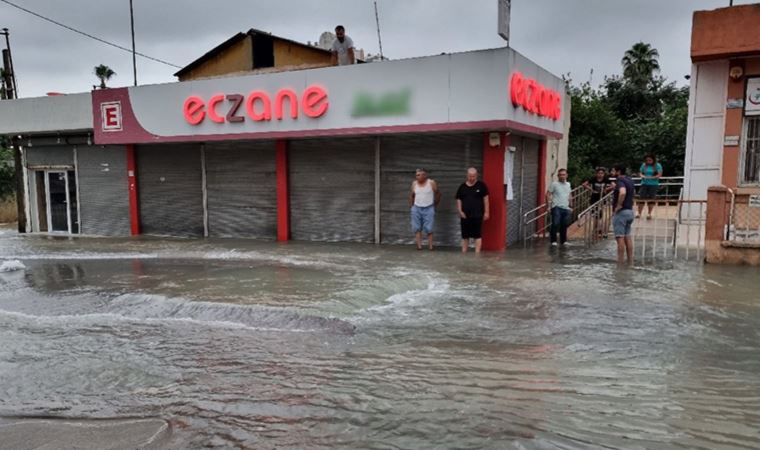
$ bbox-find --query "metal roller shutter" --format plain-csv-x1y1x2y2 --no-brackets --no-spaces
137,144,203,237
25,146,74,167
205,141,277,239
380,133,483,247
289,137,375,243
77,146,130,236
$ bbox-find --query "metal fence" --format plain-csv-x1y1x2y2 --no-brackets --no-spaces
727,190,760,243
576,191,615,246
522,177,683,247
631,176,684,201
523,185,590,246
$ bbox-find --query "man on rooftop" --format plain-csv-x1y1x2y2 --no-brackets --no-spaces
331,25,356,66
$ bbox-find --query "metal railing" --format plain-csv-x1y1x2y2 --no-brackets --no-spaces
522,176,686,248
727,190,760,242
523,185,589,246
630,189,706,263
576,191,615,246
631,176,684,202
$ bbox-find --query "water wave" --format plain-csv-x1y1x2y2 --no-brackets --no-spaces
0,292,356,335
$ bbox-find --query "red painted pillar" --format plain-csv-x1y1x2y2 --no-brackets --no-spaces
481,132,507,251
126,144,140,236
276,140,290,241
537,139,548,231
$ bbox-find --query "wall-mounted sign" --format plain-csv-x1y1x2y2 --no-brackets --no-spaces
724,135,740,146
183,85,329,125
749,195,760,208
89,48,565,145
498,0,511,42
510,72,562,121
727,98,744,109
746,77,760,116
351,88,411,117
100,101,122,132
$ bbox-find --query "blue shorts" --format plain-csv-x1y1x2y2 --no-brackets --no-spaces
613,209,635,237
411,205,435,235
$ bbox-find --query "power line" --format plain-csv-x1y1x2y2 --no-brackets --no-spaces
0,0,182,68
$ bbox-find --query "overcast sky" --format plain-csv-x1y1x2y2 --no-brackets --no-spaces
1,0,753,98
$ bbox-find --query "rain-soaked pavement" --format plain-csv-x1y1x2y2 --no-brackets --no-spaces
1,226,759,449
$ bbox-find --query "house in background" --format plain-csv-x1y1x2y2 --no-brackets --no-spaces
689,4,760,264
684,4,760,199
175,28,340,81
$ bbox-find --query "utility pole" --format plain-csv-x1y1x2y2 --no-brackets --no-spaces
374,1,384,60
129,0,137,86
0,29,25,232
1,28,18,99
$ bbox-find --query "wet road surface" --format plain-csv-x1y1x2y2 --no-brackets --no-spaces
1,228,759,449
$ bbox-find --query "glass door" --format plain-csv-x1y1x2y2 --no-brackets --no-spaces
46,171,70,232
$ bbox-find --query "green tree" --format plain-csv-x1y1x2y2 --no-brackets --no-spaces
94,64,116,89
0,68,7,100
566,42,689,186
621,42,660,88
0,137,14,199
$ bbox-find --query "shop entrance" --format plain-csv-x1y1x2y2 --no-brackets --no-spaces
30,170,79,234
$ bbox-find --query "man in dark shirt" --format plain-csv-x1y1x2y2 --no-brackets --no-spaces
456,167,490,253
610,164,635,263
582,167,612,204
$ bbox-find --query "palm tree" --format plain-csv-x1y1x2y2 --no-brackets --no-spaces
94,64,116,89
621,42,660,87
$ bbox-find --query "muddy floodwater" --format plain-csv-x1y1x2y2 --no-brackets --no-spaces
1,227,759,449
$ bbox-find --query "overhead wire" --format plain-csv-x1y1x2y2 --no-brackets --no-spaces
0,0,182,68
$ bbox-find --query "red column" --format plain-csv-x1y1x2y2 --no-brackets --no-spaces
276,140,290,241
537,139,548,231
481,132,508,251
126,144,140,236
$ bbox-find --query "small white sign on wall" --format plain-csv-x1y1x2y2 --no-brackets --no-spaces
746,77,760,116
749,195,760,208
504,147,516,201
724,135,740,147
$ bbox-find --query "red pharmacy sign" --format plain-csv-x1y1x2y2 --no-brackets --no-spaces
510,72,561,121
183,85,329,125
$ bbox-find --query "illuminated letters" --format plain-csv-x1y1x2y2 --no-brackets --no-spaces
183,85,329,125
246,91,272,122
183,96,206,125
302,86,329,118
207,94,226,124
510,72,561,121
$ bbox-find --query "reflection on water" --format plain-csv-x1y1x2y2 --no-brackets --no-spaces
1,232,760,449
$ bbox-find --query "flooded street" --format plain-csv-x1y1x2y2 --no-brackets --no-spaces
1,227,759,449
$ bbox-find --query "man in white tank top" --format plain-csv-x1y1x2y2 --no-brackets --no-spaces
408,168,441,250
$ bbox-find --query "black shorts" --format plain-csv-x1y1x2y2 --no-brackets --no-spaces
461,217,483,239
639,185,659,200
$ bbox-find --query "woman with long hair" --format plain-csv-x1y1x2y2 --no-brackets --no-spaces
637,154,663,219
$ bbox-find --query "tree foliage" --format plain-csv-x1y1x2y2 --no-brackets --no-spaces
0,137,14,199
621,42,661,89
567,43,688,185
94,64,116,89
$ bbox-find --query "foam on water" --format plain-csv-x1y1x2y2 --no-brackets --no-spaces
1,249,343,270
0,260,26,272
0,289,356,335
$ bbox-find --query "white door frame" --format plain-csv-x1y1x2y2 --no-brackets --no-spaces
43,169,73,234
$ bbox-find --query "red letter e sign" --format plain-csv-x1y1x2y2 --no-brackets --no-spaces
101,101,123,132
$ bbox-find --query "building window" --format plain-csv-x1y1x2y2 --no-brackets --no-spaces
744,117,760,184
